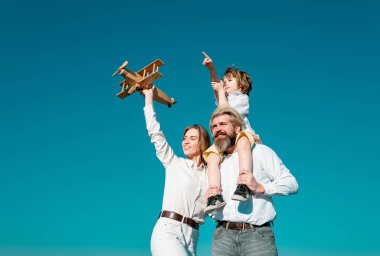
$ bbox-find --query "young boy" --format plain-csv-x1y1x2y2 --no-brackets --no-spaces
202,51,260,215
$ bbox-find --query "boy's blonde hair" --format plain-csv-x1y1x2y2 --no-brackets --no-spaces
224,67,253,95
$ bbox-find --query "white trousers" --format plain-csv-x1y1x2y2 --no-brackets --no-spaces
150,217,199,256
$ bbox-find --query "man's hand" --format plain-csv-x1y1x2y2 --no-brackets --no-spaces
202,51,214,69
206,186,221,199
237,171,265,194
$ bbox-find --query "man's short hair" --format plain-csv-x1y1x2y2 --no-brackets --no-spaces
210,106,244,132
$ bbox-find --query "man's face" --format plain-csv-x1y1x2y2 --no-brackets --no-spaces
211,114,239,152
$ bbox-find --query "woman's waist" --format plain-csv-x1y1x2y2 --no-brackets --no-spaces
160,203,206,224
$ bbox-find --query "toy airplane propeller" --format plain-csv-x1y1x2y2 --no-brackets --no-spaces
112,59,176,107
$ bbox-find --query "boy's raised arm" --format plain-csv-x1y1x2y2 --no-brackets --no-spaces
202,51,220,82
202,51,228,105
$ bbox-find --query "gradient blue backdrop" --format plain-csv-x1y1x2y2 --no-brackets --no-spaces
1,0,379,255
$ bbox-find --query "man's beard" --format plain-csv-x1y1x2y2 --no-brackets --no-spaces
214,131,236,152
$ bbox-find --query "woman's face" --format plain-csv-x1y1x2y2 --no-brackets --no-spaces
182,128,201,158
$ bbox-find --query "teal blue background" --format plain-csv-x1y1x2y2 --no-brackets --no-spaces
1,0,379,255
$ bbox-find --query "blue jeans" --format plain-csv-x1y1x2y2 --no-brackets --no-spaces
212,225,278,256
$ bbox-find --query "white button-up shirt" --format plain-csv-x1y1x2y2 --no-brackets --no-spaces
213,144,299,225
144,105,208,224
227,92,253,132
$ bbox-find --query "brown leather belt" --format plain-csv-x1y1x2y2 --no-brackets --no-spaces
159,211,199,230
217,221,271,230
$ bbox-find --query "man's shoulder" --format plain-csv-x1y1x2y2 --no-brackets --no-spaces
254,143,268,151
222,144,273,161
253,144,276,156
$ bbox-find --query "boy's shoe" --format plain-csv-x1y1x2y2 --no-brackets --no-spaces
204,194,227,215
231,184,251,201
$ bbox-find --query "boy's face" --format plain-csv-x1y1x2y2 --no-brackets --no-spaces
223,74,240,94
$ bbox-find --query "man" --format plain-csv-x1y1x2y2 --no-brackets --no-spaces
209,107,299,256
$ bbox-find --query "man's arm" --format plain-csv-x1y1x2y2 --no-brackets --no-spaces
237,145,299,195
238,170,265,193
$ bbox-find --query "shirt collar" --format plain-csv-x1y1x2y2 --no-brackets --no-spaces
186,159,206,171
228,91,243,96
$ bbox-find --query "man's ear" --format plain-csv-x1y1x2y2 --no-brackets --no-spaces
234,125,242,134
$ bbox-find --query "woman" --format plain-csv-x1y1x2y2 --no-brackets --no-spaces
142,87,211,256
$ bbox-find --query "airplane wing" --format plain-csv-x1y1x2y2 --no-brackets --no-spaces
152,85,176,108
137,72,163,89
137,59,164,76
116,81,137,99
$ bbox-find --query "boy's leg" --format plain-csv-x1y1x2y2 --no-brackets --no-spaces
207,153,222,192
204,153,226,215
237,136,253,175
232,136,253,201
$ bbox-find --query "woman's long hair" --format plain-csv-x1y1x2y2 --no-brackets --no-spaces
183,124,211,164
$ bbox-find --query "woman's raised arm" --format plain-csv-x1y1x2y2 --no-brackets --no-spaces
142,87,176,168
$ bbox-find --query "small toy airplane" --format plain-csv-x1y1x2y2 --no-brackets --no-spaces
112,59,176,107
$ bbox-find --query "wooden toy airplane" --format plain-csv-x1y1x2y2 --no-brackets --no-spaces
112,59,176,107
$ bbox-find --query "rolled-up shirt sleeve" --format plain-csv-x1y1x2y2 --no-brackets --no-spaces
144,105,175,168
260,145,299,196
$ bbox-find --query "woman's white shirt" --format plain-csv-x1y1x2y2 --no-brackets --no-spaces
144,105,207,224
